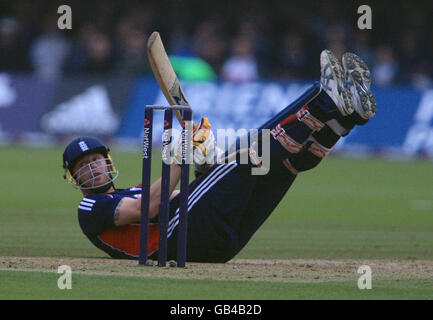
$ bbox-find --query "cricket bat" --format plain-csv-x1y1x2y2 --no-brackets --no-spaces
147,31,190,126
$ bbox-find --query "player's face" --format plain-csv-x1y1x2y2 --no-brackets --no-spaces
72,152,111,188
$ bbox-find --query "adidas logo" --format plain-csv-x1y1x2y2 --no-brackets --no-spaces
78,198,96,212
41,85,119,135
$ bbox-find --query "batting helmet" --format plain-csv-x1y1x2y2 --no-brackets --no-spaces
62,137,118,190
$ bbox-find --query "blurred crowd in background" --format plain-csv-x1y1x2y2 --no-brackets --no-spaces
0,0,432,88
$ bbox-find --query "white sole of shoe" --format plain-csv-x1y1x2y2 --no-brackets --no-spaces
342,53,377,119
320,50,354,116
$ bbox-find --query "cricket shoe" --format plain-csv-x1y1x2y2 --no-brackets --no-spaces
342,52,377,120
320,49,354,117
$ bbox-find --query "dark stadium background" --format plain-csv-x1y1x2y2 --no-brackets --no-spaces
0,0,431,86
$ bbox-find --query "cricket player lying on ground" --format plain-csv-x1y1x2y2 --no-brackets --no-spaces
63,50,377,262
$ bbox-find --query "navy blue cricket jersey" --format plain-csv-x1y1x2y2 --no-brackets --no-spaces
77,185,160,259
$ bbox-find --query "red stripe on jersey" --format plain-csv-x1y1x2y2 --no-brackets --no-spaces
280,113,298,127
98,224,159,257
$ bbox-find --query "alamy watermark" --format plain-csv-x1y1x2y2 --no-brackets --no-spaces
357,265,372,290
357,5,372,30
160,127,271,176
57,265,72,289
57,5,72,30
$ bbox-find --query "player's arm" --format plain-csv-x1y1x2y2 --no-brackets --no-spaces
113,163,182,226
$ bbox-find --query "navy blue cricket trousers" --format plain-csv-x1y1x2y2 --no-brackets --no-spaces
160,83,323,262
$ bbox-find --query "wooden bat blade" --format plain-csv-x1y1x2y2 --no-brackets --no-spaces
147,31,190,125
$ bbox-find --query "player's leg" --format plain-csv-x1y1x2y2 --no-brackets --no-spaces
164,51,376,263
163,161,297,263
236,164,296,251
251,50,376,176
232,51,377,251
195,51,377,258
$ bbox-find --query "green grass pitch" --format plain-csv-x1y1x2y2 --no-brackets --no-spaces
0,145,432,299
